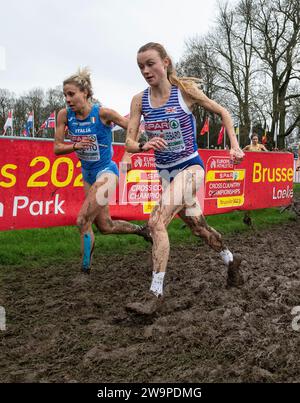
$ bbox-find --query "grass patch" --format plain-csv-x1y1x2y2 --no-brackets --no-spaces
294,183,300,194
169,207,295,245
0,225,148,269
0,208,295,269
0,183,298,268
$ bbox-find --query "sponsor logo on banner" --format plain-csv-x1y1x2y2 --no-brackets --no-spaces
120,154,161,214
0,141,294,230
205,156,246,209
252,162,294,200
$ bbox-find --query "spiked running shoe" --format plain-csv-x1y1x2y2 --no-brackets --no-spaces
227,255,244,287
125,292,164,316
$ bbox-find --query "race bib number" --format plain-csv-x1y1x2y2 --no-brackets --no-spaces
145,119,185,153
70,134,100,161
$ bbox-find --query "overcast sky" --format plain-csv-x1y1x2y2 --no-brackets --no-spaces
0,0,232,115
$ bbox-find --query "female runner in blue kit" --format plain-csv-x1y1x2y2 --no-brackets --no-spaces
54,68,151,273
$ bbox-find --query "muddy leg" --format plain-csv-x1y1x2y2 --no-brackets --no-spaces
126,166,207,315
179,205,244,287
78,172,151,273
94,209,152,242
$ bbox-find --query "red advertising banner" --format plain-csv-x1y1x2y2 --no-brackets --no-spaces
0,138,294,231
201,150,294,214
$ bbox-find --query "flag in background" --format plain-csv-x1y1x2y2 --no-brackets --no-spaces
217,125,225,145
39,112,56,130
200,117,209,135
39,120,47,130
262,127,267,144
22,125,27,136
3,110,13,134
46,112,55,128
25,112,34,136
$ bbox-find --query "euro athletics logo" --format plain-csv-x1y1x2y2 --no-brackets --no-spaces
169,120,179,129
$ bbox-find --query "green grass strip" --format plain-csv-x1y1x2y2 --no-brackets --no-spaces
0,206,296,269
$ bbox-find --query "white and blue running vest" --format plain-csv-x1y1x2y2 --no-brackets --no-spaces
142,85,204,170
67,104,113,171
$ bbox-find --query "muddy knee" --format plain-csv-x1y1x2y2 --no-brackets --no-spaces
148,216,167,239
77,214,90,233
96,217,114,235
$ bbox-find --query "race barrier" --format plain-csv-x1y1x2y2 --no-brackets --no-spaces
0,137,294,231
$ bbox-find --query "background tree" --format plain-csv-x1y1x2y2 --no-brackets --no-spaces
177,40,221,147
177,0,300,149
248,0,300,147
209,0,256,147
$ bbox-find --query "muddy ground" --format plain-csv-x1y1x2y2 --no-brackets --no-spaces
1,213,300,383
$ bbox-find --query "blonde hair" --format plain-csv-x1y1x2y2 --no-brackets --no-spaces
63,67,93,100
138,42,203,99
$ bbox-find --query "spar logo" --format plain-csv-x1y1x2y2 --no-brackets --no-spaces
145,121,170,131
145,120,179,131
170,119,179,129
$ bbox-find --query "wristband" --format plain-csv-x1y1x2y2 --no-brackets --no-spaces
73,143,77,151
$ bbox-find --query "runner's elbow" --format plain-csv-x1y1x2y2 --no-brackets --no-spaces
54,144,62,155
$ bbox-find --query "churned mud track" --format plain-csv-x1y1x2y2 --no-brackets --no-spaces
1,215,300,383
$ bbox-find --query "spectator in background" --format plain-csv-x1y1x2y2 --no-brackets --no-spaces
296,144,300,171
243,133,268,152
242,133,268,229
